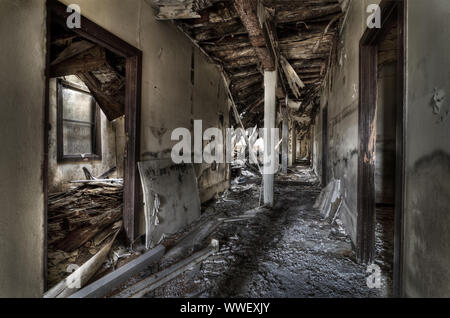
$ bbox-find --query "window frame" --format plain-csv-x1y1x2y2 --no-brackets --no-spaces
56,78,102,162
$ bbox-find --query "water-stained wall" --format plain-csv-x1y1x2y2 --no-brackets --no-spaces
403,0,450,298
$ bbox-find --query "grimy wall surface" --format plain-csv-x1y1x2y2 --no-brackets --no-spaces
313,0,450,297
403,0,450,298
313,0,381,243
0,0,230,297
0,1,46,297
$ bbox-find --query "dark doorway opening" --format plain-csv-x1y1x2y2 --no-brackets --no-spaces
357,0,406,297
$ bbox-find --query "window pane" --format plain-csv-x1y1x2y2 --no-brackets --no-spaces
62,88,93,123
63,121,93,156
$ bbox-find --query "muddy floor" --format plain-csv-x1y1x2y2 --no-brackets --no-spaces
133,164,391,298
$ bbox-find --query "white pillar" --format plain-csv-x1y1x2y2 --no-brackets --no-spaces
281,108,289,174
292,128,297,165
288,123,293,167
264,70,277,207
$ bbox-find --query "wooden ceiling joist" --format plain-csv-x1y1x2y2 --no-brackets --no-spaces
233,0,275,71
77,72,124,121
50,46,106,78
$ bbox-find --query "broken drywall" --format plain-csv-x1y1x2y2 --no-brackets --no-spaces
314,179,342,221
138,159,201,248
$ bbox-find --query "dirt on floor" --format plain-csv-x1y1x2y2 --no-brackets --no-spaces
125,164,390,298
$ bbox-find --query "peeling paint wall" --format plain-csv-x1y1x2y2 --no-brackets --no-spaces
0,0,46,297
48,78,124,192
403,0,450,298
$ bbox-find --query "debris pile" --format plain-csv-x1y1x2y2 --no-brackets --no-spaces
47,182,124,288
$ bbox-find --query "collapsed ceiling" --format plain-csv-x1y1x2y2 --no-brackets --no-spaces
149,0,348,138
50,0,348,137
50,23,126,121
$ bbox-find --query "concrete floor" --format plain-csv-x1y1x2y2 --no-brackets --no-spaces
142,165,390,298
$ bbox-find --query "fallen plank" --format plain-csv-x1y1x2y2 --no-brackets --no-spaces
115,243,218,298
54,207,122,252
44,228,120,298
162,219,222,263
69,245,165,298
69,179,123,184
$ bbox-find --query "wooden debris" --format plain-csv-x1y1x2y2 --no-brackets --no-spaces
115,242,219,298
69,245,166,298
280,55,305,99
45,228,121,298
47,173,124,288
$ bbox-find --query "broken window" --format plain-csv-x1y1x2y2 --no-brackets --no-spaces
57,79,101,161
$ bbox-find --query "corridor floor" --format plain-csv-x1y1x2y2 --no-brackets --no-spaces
144,165,389,298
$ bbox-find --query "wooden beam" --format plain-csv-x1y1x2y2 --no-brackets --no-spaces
50,46,106,78
69,245,165,298
77,72,124,121
234,0,275,70
280,55,305,99
148,0,222,20
51,40,96,65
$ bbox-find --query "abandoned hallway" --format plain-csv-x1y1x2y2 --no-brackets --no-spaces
1,0,450,299
132,164,389,298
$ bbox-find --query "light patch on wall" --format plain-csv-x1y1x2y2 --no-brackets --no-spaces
431,88,449,123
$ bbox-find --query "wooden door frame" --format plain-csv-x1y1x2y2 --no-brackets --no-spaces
44,0,142,290
357,0,406,297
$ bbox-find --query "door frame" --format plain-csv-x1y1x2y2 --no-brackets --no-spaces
356,0,406,297
44,0,142,290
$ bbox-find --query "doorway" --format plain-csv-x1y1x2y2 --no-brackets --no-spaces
357,0,406,297
44,0,142,291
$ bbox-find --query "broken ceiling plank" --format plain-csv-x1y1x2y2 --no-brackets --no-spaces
149,0,222,20
77,72,124,121
50,46,106,78
276,3,342,24
51,40,96,66
157,3,201,20
233,0,275,71
280,55,305,99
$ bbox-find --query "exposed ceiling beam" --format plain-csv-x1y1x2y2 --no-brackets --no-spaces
146,0,222,20
233,0,275,71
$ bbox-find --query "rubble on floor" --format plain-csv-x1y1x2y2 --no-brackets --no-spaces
110,164,391,298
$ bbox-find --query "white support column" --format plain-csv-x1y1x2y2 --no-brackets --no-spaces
281,108,289,174
288,123,293,167
263,70,277,207
292,127,297,165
